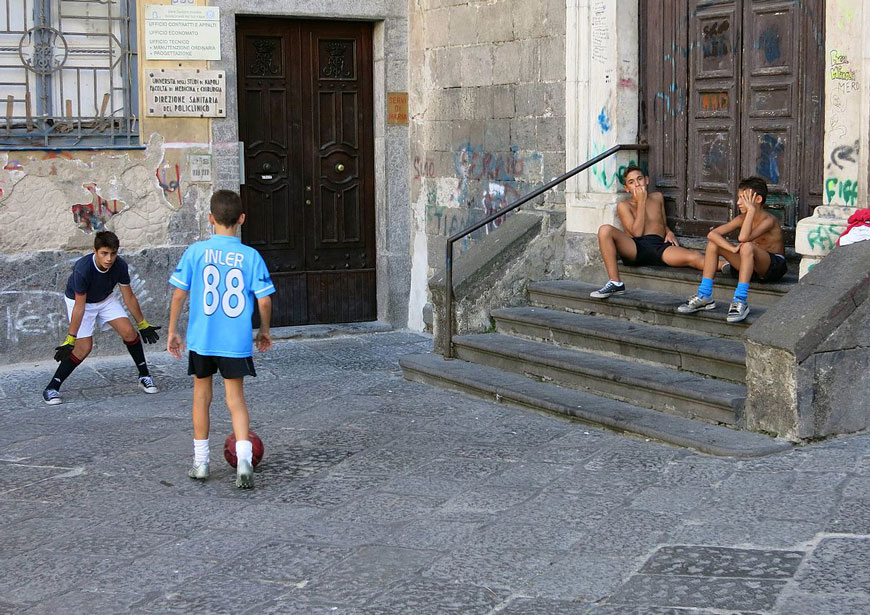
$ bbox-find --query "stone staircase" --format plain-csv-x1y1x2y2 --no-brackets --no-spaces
401,262,800,456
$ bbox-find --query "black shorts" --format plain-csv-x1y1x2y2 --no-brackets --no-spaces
188,351,256,379
623,234,674,267
727,252,788,283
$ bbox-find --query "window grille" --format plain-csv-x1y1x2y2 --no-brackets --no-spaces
0,0,139,148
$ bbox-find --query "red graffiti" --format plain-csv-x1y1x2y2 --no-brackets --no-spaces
72,184,120,232
156,164,182,207
413,156,435,180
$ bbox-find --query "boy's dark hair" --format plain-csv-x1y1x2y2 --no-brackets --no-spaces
738,176,768,205
621,164,645,184
94,231,119,252
210,190,244,227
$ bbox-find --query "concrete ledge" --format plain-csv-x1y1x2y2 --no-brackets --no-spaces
270,321,392,341
400,352,791,457
529,280,762,339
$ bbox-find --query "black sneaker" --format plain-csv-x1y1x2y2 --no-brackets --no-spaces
590,281,626,299
42,388,62,405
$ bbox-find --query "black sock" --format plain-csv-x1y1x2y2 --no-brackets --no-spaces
125,335,150,377
47,353,82,391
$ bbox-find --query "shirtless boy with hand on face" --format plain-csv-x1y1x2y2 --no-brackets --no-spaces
677,176,786,323
590,165,706,298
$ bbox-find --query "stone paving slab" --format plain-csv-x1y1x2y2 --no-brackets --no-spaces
1,331,870,614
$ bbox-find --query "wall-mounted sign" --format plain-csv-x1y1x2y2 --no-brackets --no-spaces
188,154,213,182
145,5,221,60
146,69,226,117
387,92,408,125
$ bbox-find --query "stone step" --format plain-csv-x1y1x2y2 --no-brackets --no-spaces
528,280,764,339
492,307,746,383
452,333,745,425
400,353,790,457
617,264,797,308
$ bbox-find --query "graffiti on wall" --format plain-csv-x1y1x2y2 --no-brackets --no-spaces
71,184,122,232
806,222,841,251
415,143,543,253
156,164,182,208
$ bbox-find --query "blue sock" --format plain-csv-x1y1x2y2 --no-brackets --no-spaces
733,282,749,303
697,277,714,298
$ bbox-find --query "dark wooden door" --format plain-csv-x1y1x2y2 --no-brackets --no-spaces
236,18,375,326
642,0,824,242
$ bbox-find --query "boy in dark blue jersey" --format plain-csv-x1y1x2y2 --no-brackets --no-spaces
42,231,162,404
167,190,275,489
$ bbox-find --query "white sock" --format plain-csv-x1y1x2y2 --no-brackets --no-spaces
194,439,209,466
236,439,253,465
610,280,623,286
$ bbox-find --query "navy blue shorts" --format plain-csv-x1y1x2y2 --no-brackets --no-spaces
728,252,787,283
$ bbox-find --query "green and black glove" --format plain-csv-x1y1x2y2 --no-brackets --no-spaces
54,334,76,362
137,319,161,344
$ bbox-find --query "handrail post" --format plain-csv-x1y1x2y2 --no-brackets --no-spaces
444,238,454,359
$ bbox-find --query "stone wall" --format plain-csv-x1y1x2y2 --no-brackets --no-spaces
744,240,870,440
0,0,410,363
408,0,567,330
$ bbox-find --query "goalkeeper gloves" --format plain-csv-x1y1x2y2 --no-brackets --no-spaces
54,334,76,362
137,319,162,344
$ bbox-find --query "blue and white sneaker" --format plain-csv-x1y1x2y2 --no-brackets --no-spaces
727,300,750,323
42,388,62,405
590,280,626,299
678,294,716,313
236,459,254,489
138,375,158,394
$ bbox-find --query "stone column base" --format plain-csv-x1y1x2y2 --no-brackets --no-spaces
794,205,852,277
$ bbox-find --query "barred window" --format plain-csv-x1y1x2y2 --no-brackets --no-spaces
0,0,139,149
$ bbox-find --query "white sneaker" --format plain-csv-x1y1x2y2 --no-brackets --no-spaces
188,462,209,480
677,294,716,313
138,375,158,394
727,300,750,323
236,459,254,489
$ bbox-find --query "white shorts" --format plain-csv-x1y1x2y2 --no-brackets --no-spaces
64,294,129,338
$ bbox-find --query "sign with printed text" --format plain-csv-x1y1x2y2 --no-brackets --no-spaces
145,5,221,60
387,92,408,125
188,154,213,182
146,69,226,117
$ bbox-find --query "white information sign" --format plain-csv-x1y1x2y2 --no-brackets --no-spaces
188,154,213,182
146,69,226,117
145,5,221,60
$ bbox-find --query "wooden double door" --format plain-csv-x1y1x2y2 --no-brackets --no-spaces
236,18,375,326
642,0,824,241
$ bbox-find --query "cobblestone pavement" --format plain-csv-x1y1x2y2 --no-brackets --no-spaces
2,331,870,614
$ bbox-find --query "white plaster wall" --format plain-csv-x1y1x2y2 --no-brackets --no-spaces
796,0,870,276
565,0,639,235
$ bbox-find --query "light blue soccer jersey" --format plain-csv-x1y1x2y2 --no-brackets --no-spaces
169,235,275,357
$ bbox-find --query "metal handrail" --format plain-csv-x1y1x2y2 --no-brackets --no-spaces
443,143,649,359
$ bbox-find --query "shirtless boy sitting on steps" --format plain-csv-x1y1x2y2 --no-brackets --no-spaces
590,165,706,299
677,176,786,323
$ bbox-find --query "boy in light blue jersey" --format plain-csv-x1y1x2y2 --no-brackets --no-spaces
167,190,275,489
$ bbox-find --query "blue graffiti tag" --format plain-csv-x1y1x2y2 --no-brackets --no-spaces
756,25,782,64
756,134,785,184
597,107,611,133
